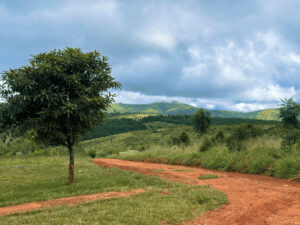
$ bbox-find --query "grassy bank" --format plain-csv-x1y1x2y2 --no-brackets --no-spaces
0,156,227,225
112,134,300,180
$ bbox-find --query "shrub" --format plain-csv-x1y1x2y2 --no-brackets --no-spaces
179,132,190,146
199,138,213,152
270,156,300,178
168,136,180,146
232,124,262,141
169,133,190,147
281,128,300,151
226,136,242,151
215,130,225,142
200,147,237,171
226,124,263,151
88,150,96,158
139,145,146,151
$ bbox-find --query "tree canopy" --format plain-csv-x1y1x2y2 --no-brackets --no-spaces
192,108,211,135
0,48,121,183
278,98,300,128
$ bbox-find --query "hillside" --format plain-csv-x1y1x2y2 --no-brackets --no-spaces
108,102,279,120
108,102,197,115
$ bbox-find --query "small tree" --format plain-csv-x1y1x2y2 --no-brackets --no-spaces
193,108,211,135
281,128,300,151
215,130,225,141
0,48,121,184
179,132,190,146
279,98,300,128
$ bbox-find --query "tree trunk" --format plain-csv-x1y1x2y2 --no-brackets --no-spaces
68,145,74,184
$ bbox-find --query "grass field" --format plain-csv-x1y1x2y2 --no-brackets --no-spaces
0,155,227,225
79,125,199,156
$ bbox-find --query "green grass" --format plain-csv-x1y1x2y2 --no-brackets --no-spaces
79,125,199,157
153,169,165,172
0,155,227,225
1,185,227,225
0,156,165,207
199,174,219,180
173,169,195,172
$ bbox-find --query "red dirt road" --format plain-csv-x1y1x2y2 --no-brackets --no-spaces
94,159,300,225
0,189,145,216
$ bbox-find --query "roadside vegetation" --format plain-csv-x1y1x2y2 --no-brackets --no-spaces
115,124,300,179
1,112,300,180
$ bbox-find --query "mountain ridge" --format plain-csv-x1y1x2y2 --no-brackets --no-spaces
107,102,279,120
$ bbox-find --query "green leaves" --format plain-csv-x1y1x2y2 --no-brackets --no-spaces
0,48,121,148
193,108,211,135
279,97,300,128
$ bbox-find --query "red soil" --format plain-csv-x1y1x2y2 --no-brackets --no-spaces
94,159,300,225
0,188,145,216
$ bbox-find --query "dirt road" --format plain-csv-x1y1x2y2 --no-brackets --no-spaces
94,159,300,225
0,189,145,216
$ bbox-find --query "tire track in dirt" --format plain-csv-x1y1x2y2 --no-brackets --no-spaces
94,159,300,225
0,188,145,216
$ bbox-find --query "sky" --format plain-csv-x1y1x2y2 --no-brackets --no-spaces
1,0,300,112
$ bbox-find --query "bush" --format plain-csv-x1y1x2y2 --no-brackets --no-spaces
270,156,300,178
199,138,213,152
281,128,300,151
88,150,96,158
215,130,225,142
169,133,190,147
226,124,263,151
200,147,237,171
168,136,180,146
232,124,262,141
179,132,190,146
226,136,242,151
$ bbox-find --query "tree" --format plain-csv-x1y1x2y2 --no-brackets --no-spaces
0,48,121,184
179,132,190,146
193,108,211,135
279,98,300,128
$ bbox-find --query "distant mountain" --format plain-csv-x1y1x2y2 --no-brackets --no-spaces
108,102,279,120
108,102,198,115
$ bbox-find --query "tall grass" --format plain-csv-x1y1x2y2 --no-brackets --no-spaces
115,135,300,179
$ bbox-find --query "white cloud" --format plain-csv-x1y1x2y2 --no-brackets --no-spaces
244,85,296,102
286,53,300,64
139,30,176,51
180,31,300,103
230,103,271,112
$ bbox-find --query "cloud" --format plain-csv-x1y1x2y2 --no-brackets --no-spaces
1,0,300,111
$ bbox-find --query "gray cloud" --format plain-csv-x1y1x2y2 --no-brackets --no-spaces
1,0,300,111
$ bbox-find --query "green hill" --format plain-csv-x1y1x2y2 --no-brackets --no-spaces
108,102,197,115
108,102,279,120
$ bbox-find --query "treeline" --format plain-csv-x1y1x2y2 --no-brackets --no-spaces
211,117,280,125
84,114,279,140
139,115,279,126
84,118,146,140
